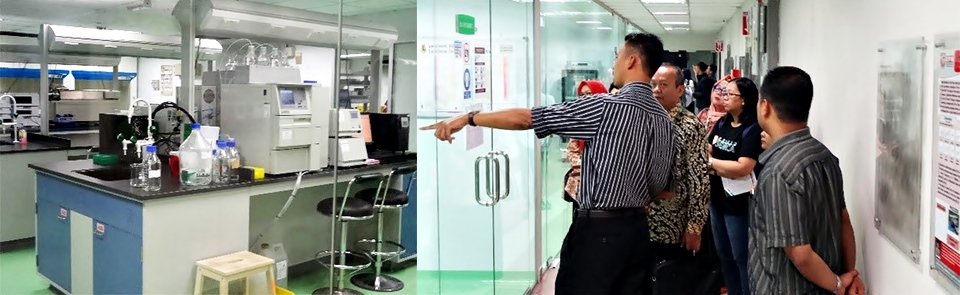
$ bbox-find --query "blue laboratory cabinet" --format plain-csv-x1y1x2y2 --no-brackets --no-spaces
35,174,143,294
35,199,72,292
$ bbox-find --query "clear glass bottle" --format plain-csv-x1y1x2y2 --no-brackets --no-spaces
270,47,282,68
244,45,257,66
214,140,232,183
226,140,241,181
257,46,271,66
142,145,161,191
178,123,213,186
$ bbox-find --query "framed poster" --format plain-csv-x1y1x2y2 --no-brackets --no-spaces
875,37,926,265
931,32,960,293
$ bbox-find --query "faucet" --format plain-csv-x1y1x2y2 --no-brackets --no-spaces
127,98,154,159
0,94,18,142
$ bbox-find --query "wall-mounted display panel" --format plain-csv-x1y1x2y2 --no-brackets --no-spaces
875,37,926,265
931,32,960,294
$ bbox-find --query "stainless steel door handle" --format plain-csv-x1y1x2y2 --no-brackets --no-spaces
474,155,495,207
490,151,511,200
490,156,501,205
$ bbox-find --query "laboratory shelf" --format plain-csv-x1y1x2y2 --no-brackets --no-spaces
70,71,137,81
0,68,70,79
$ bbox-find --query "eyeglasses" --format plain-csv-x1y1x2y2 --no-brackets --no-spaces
713,86,726,94
723,92,742,98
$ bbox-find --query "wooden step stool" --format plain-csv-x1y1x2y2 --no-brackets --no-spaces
194,251,277,295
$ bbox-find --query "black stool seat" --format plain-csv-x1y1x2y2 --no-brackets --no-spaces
317,198,374,218
356,188,409,206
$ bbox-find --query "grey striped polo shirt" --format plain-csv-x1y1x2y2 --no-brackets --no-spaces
748,128,847,294
531,81,675,209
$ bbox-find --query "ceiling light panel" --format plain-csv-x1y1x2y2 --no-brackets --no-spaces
641,0,686,4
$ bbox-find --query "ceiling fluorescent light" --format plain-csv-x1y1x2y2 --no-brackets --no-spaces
340,53,371,59
660,21,689,25
642,0,686,4
652,12,687,15
664,27,690,31
576,20,602,24
596,26,613,30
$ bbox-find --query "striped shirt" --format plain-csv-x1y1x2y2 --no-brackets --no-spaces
531,82,675,209
748,128,847,295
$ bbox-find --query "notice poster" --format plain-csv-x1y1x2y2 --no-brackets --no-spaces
933,34,960,289
473,46,488,99
418,39,491,114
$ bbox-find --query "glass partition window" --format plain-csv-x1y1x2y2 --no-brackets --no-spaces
538,0,622,265
1,0,407,294
417,0,538,294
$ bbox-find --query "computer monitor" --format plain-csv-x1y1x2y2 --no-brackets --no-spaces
360,114,373,143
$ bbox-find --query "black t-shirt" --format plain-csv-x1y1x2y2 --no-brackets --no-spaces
708,118,763,215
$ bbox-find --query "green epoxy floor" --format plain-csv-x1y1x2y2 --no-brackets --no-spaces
0,247,533,295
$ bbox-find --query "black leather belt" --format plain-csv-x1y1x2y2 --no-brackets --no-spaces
575,208,645,219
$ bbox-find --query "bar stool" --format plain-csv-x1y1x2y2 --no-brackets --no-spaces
314,173,382,295
350,165,416,292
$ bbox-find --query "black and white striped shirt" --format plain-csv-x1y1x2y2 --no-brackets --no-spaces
531,82,675,209
749,128,847,294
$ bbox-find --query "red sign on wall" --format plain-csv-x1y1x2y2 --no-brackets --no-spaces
954,50,960,73
742,12,749,36
715,41,724,53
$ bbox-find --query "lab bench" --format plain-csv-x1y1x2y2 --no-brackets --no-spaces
28,154,417,295
0,134,91,249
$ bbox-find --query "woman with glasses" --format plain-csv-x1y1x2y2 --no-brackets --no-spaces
562,80,607,220
705,77,763,295
699,75,733,133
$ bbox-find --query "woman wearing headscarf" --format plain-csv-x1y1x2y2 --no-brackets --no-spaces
699,75,734,133
562,80,607,220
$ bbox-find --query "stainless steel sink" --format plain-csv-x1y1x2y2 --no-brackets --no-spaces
74,166,132,181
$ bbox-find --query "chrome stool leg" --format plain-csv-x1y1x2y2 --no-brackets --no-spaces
351,206,406,292
313,219,371,295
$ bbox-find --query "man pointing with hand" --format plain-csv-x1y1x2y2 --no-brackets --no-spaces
422,32,675,294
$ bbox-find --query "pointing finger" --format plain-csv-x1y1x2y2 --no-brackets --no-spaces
420,124,438,131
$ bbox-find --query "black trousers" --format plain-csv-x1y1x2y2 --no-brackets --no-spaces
555,209,652,295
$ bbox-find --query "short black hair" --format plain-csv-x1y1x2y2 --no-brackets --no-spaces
759,66,814,123
708,64,717,72
721,78,759,125
696,62,708,71
624,33,664,79
660,62,684,87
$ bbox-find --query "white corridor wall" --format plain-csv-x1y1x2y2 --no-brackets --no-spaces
717,0,960,294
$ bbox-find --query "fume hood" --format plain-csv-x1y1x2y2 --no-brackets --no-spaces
0,35,122,67
42,25,222,60
174,0,399,50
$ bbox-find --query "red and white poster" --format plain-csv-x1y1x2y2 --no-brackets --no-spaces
934,35,960,286
741,12,749,36
715,41,724,53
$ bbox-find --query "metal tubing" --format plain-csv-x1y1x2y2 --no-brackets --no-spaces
329,1,344,293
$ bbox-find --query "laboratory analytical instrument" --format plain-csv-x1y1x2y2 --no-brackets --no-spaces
176,72,226,126
367,113,410,153
220,84,330,174
328,109,368,167
223,65,301,85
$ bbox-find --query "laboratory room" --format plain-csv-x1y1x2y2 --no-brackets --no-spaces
0,0,419,294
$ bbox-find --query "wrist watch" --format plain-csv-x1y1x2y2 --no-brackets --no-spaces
832,275,841,294
467,111,479,126
707,158,714,167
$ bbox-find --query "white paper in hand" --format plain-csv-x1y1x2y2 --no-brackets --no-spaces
722,172,757,197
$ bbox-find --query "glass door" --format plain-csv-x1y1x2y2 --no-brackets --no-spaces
417,0,538,294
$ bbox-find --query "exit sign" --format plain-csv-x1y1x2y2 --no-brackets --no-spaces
456,14,476,35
